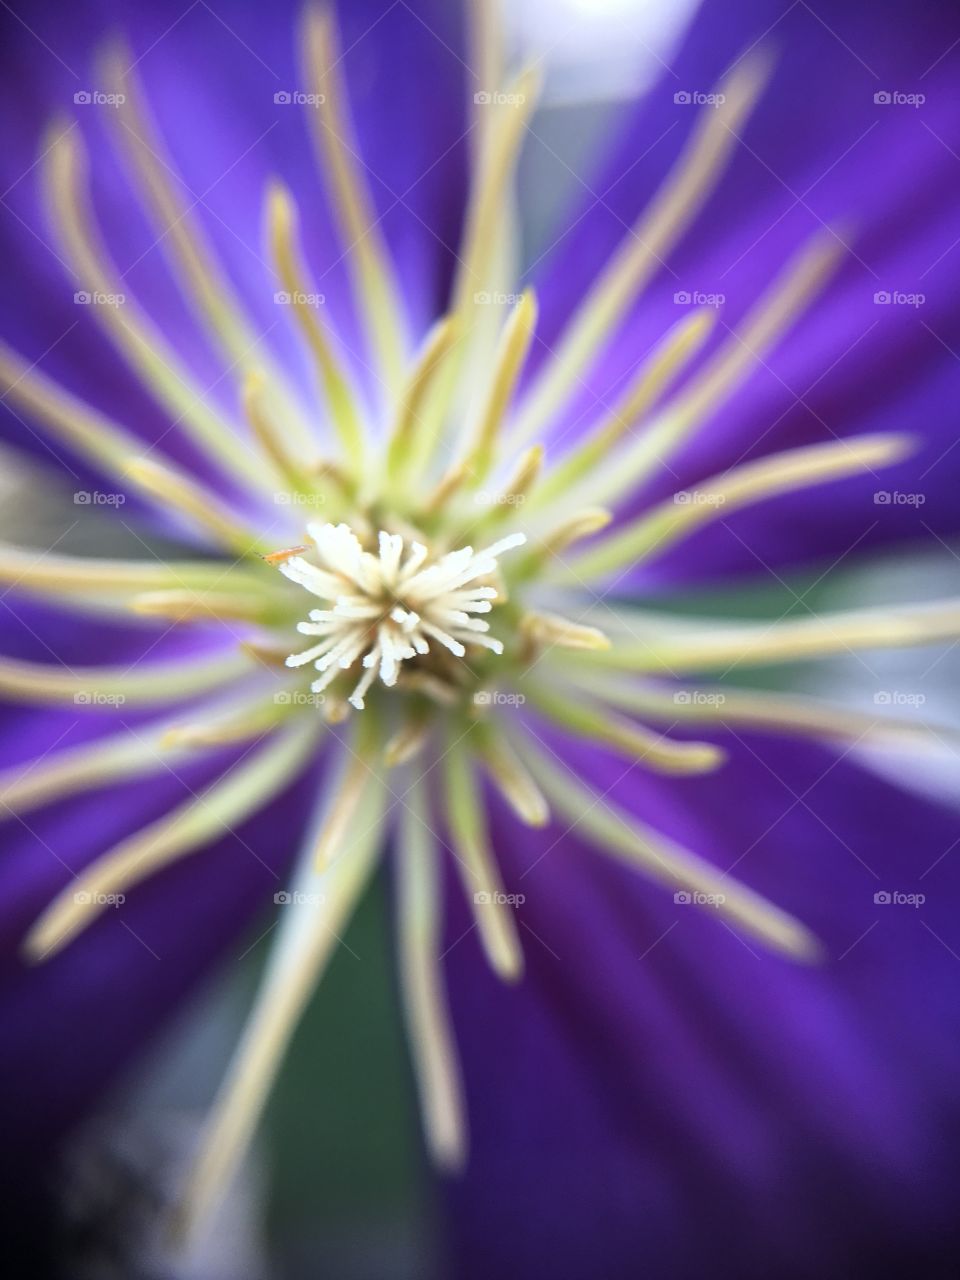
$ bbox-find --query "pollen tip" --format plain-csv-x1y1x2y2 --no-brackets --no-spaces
680,742,727,774
877,432,918,463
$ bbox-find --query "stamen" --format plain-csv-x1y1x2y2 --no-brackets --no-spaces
0,717,193,818
527,683,725,775
242,370,323,498
0,649,251,706
461,289,538,485
386,313,461,487
0,542,256,598
301,5,407,392
266,183,366,471
443,738,523,980
523,737,821,960
0,340,150,476
279,524,526,704
124,457,265,556
563,668,958,749
473,722,550,827
311,729,377,867
450,66,541,321
520,611,610,652
23,721,319,962
396,782,467,1169
129,588,283,624
384,705,432,767
100,42,314,454
581,231,844,510
174,763,388,1244
466,444,544,534
565,432,914,581
43,127,264,488
513,54,771,441
518,508,612,577
521,309,713,483
159,696,295,749
585,599,960,674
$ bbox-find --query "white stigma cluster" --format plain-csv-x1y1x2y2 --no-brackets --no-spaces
279,523,527,709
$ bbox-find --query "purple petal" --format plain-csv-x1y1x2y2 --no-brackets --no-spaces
443,728,960,1278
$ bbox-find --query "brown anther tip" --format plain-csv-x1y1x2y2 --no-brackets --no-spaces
262,545,309,565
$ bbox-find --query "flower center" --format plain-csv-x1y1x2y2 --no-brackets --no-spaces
273,523,527,710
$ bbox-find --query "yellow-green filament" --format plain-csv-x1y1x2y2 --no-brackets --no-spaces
0,542,258,599
386,313,461,487
513,53,770,442
587,599,960,674
175,765,388,1243
522,309,714,487
563,668,957,749
566,433,914,581
124,457,265,556
302,5,407,392
0,649,252,706
473,721,550,826
524,738,820,960
450,66,541,322
583,231,844,510
266,183,366,471
100,42,313,454
443,737,523,981
462,289,538,485
24,721,320,961
43,126,264,488
526,682,724,775
397,781,467,1169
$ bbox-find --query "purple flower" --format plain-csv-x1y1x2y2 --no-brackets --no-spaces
1,0,959,1273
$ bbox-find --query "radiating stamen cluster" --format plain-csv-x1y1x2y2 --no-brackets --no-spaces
278,523,526,708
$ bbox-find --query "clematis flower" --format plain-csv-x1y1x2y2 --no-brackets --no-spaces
1,0,959,1273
